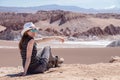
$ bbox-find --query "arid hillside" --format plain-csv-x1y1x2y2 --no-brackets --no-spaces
0,10,120,40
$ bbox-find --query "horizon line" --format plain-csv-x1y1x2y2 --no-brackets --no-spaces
0,4,119,10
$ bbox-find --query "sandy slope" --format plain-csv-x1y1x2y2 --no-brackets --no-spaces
0,63,120,80
35,17,120,33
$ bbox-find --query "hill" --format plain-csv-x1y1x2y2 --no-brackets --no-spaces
0,5,120,13
0,10,120,40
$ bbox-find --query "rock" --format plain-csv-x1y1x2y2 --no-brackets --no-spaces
107,40,120,47
95,13,120,19
81,27,104,36
63,27,71,36
0,28,21,40
93,78,98,80
44,28,61,36
0,28,14,40
50,14,63,24
104,24,120,35
59,14,67,25
73,25,120,38
109,56,120,63
50,14,67,25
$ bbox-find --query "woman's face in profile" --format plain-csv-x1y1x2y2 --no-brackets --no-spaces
27,28,37,37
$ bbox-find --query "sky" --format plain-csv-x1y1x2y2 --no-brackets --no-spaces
0,0,120,9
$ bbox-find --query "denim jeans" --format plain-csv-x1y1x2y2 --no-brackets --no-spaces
30,46,54,74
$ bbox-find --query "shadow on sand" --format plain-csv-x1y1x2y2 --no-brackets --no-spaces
6,70,57,77
6,73,33,77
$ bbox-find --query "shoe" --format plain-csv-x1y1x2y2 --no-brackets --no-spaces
47,56,64,69
55,56,64,67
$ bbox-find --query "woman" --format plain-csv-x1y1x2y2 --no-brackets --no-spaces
19,22,64,76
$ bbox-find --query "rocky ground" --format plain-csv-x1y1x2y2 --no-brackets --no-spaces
0,10,120,40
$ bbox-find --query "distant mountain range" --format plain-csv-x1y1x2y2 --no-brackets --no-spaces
0,4,120,13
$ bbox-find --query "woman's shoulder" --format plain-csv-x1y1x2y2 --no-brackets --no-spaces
27,36,34,40
23,36,34,45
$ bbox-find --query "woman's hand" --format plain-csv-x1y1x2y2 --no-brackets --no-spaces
17,72,26,76
22,72,26,76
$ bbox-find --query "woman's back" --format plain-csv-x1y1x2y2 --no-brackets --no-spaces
20,35,39,72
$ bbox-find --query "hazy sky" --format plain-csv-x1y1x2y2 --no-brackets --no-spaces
0,0,120,9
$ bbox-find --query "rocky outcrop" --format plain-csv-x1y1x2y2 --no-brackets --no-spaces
81,27,104,36
62,27,71,36
0,28,21,40
44,28,62,36
93,13,120,19
104,24,120,35
0,12,40,31
50,14,63,24
73,24,120,38
109,56,120,63
59,15,67,25
107,40,120,47
42,24,120,38
0,28,14,40
0,10,120,40
50,14,67,25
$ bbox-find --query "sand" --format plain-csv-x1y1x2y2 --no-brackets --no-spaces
0,63,120,80
0,40,120,80
0,48,120,67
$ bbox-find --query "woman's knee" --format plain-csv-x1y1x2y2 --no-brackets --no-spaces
43,46,51,53
44,46,51,50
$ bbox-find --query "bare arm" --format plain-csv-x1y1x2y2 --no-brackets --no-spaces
35,36,64,43
23,39,34,76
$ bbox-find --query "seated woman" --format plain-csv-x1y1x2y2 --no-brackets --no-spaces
19,22,64,76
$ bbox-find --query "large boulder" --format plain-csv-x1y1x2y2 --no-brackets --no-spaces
109,56,120,63
107,40,120,47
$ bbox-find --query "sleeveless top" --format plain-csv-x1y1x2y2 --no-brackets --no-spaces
20,35,39,72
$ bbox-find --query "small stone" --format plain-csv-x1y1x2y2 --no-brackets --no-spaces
93,78,97,80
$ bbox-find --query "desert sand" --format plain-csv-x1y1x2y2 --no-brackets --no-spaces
0,48,120,80
0,63,120,80
0,48,120,67
0,40,120,80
